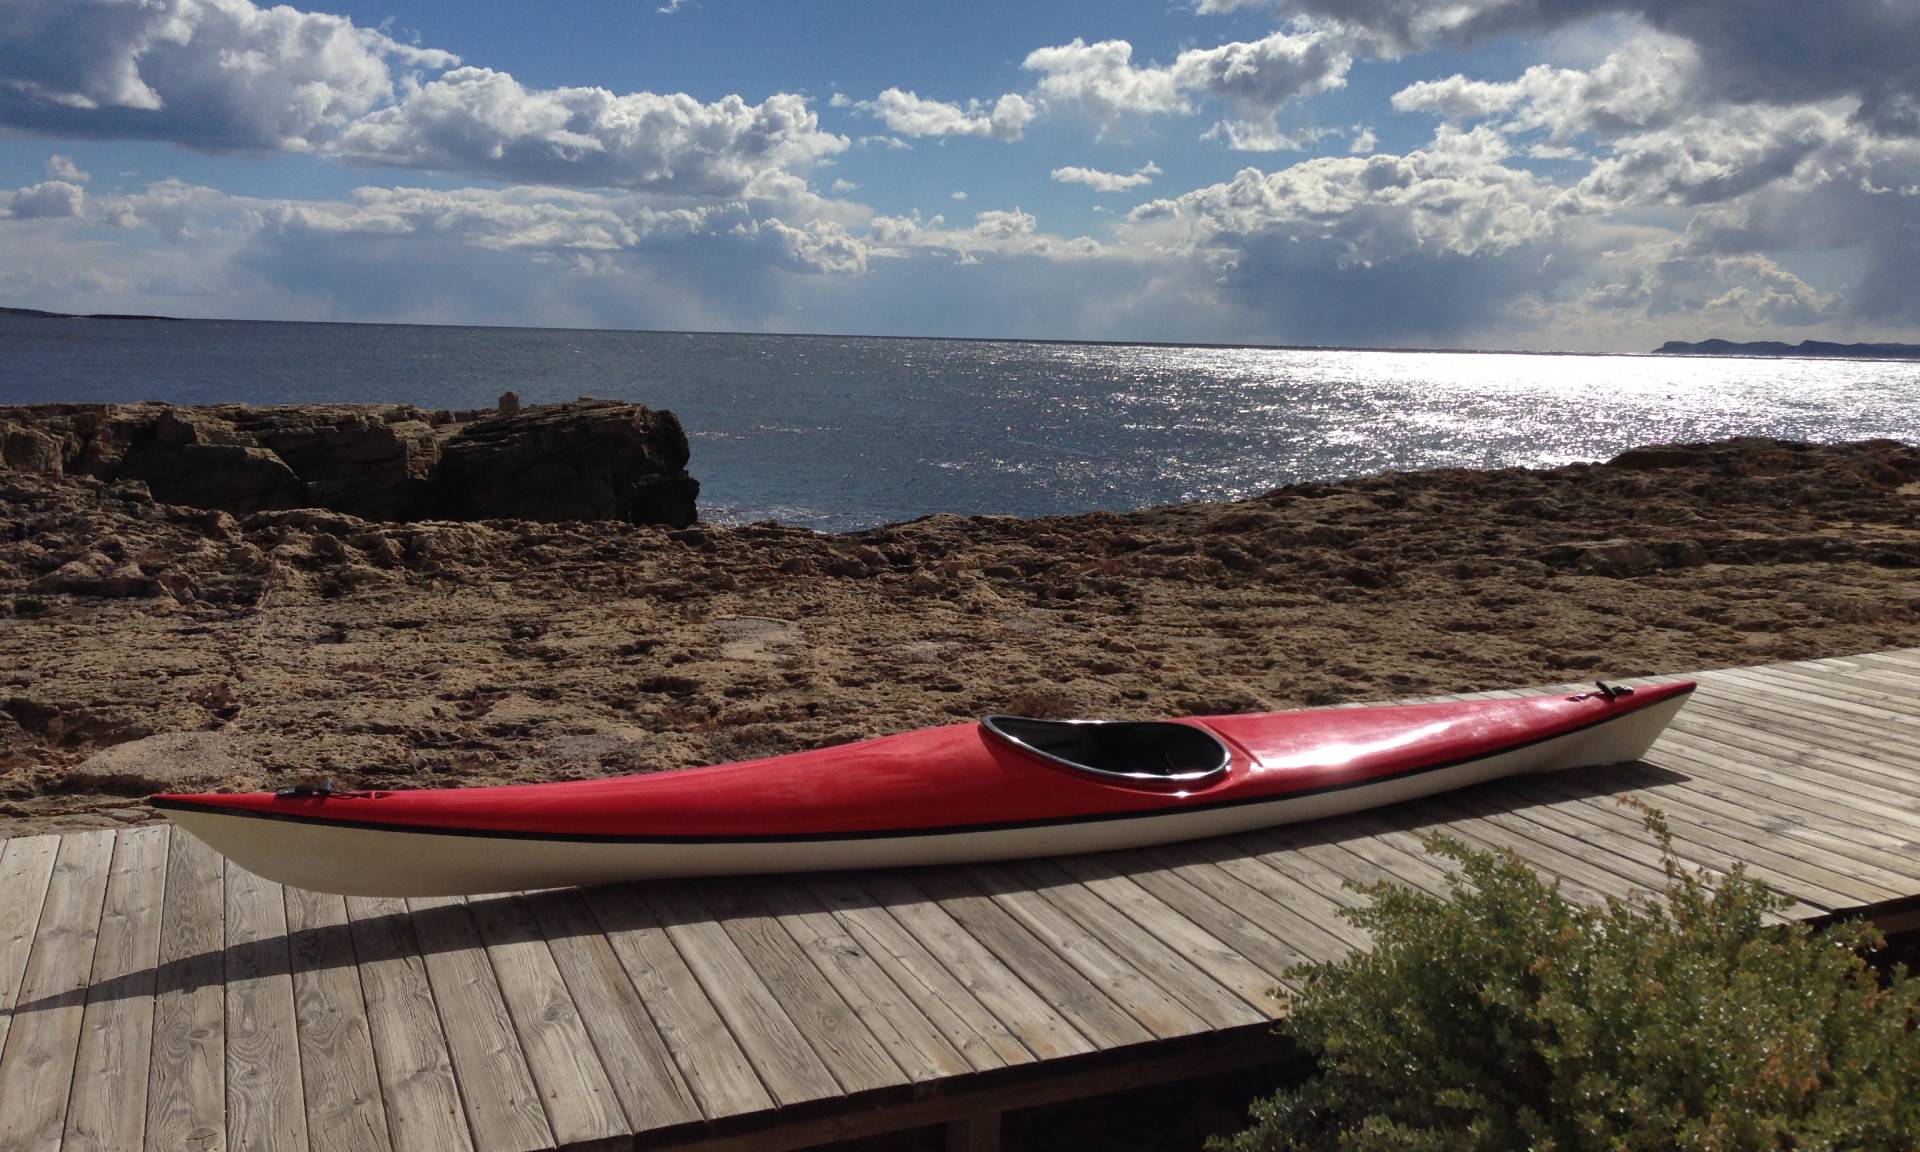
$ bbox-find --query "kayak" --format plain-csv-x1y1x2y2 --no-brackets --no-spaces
152,679,1694,896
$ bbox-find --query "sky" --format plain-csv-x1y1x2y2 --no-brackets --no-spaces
2,0,1918,352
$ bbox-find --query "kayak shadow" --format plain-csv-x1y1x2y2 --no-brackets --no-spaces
1046,757,1696,905
18,759,1690,1018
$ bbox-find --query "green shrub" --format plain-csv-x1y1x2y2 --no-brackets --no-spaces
1214,811,1920,1151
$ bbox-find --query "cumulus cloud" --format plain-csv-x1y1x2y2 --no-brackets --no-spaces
1273,0,1920,136
1127,126,1581,262
331,68,846,195
45,154,88,183
3,178,86,219
1391,34,1697,144
0,0,848,199
845,88,1034,141
1023,39,1189,122
1051,162,1162,192
0,0,456,150
1022,27,1352,147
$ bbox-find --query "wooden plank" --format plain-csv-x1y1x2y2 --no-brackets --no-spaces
0,835,60,1058
584,883,774,1121
344,895,473,1152
147,828,227,1152
1059,855,1317,990
1734,665,1920,725
1536,777,1901,907
910,867,1159,1052
967,864,1221,1036
1756,662,1920,710
994,859,1262,1031
1656,721,1920,826
283,887,392,1152
1307,826,1457,900
1039,858,1284,1018
857,871,1096,1062
0,829,114,1150
462,893,630,1149
224,863,308,1152
1690,679,1920,759
642,884,842,1108
521,889,703,1134
404,896,554,1152
1200,846,1374,945
1579,751,1920,887
1140,841,1367,954
1647,737,1920,858
1415,795,1640,908
1469,785,1750,906
1691,678,1920,762
1333,812,1470,896
64,826,169,1152
1677,711,1920,809
803,875,1028,1072
693,881,906,1095
753,882,973,1085
1487,785,1838,917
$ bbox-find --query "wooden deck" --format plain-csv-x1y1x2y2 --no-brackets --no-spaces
4,649,1920,1152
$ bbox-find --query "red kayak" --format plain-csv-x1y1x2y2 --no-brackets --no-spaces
152,680,1693,896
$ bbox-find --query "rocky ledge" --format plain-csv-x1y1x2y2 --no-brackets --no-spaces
0,398,699,527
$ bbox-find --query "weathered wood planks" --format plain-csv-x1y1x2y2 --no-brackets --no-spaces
1,651,1918,1152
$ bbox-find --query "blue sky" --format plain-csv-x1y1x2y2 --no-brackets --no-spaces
3,0,1918,351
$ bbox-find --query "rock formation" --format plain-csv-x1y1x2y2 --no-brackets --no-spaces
0,399,699,527
432,400,699,526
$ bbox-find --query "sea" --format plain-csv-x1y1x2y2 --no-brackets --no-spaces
3,315,1915,532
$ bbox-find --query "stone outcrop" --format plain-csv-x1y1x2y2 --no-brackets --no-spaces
0,400,699,527
432,400,699,526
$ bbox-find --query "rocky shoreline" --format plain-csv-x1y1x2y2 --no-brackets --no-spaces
2,432,1917,836
1,398,699,526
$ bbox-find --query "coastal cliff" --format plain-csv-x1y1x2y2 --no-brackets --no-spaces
1,435,1916,834
0,399,700,527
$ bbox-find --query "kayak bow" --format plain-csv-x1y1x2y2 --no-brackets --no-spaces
153,679,1693,896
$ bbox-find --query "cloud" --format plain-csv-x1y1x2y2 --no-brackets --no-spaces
331,68,847,194
1349,126,1377,154
1111,125,1618,344
3,178,85,219
0,0,846,200
1052,162,1162,192
0,0,456,150
1390,34,1697,144
1273,0,1920,137
1023,39,1189,122
950,191,967,201
1022,27,1352,147
1171,26,1353,144
1577,103,1855,208
45,154,88,183
846,88,1034,141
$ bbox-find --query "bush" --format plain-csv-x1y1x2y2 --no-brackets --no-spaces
1214,811,1920,1151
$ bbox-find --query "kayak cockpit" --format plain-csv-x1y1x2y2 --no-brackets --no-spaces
980,715,1230,788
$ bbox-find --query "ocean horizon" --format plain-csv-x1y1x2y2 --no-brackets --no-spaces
4,312,1915,532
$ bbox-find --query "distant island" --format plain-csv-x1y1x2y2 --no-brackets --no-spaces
0,305,179,322
1654,338,1920,360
